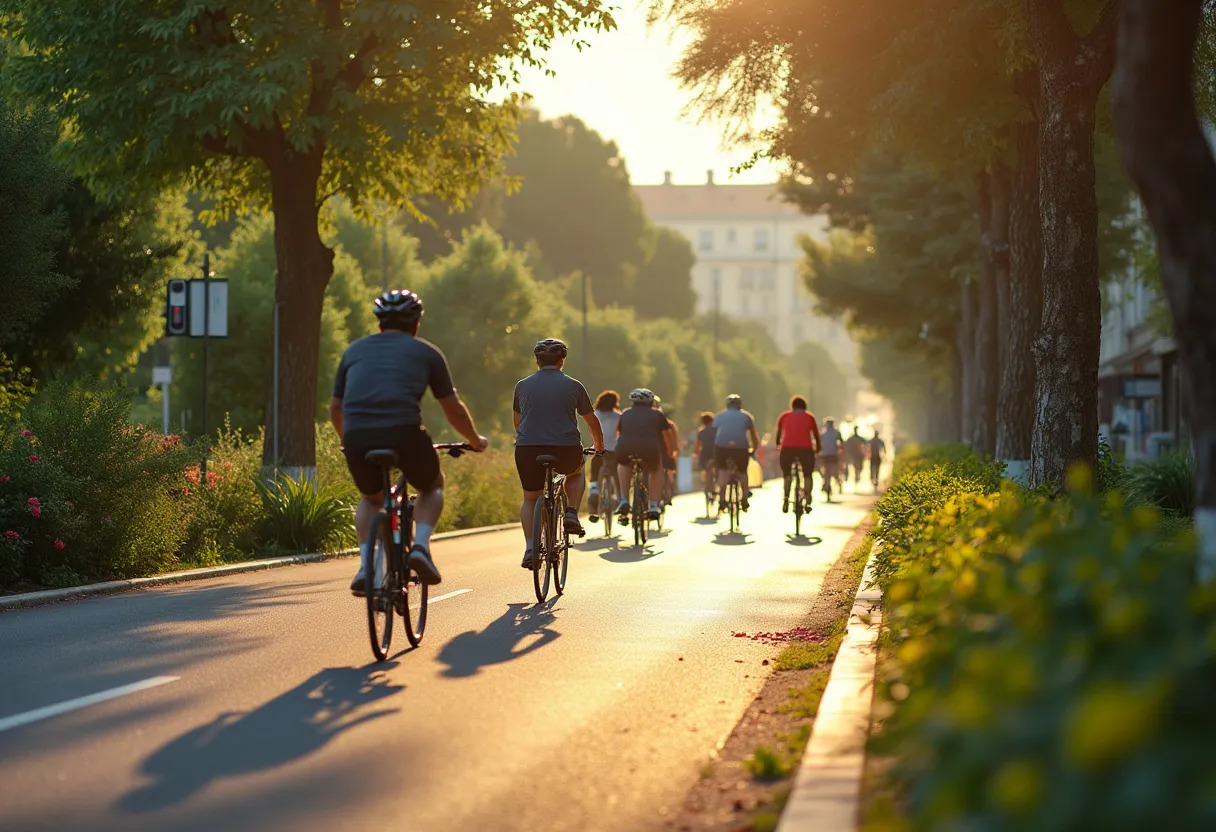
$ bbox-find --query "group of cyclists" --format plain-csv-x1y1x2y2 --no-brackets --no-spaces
329,289,884,596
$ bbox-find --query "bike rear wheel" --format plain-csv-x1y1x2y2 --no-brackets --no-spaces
727,482,740,533
365,513,394,661
532,498,553,603
601,477,615,536
633,478,648,547
554,494,570,595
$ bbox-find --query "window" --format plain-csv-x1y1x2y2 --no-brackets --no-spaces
699,229,714,252
740,268,755,290
758,268,775,290
754,228,770,252
727,228,737,244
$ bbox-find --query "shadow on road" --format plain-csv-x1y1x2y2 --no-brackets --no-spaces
117,664,403,814
711,532,754,546
785,534,824,546
572,535,619,552
599,542,663,562
437,602,560,678
691,516,719,525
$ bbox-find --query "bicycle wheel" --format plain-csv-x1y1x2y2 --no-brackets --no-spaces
728,482,740,533
365,513,394,662
601,477,615,537
532,498,552,603
554,494,570,595
633,477,647,546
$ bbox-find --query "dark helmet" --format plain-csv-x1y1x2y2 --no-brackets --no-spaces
374,289,423,327
533,338,568,364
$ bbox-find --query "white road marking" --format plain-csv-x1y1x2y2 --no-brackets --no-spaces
0,676,180,734
410,588,472,610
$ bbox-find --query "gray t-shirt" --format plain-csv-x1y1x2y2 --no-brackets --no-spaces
513,368,593,446
820,427,843,457
332,331,454,433
713,407,756,449
596,409,622,451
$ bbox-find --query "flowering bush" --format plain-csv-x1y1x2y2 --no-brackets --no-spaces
177,421,262,566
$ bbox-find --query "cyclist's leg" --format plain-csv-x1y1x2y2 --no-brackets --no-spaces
779,448,794,508
397,429,444,582
341,427,393,592
515,446,547,564
559,446,587,532
645,453,665,515
616,460,633,511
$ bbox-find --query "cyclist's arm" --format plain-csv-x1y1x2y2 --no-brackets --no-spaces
811,420,822,454
437,392,485,450
582,410,605,452
328,397,343,439
748,424,761,453
774,417,784,449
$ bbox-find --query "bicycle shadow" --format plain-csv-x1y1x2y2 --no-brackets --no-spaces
692,516,720,525
117,664,403,814
436,601,560,678
786,534,824,546
572,535,619,552
712,531,754,546
600,543,663,562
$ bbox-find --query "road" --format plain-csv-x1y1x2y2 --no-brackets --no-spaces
0,477,877,832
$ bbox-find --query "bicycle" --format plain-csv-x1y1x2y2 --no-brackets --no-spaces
790,460,809,536
530,448,598,603
621,455,656,548
589,454,618,538
702,462,718,519
362,442,473,662
821,457,839,502
720,457,744,534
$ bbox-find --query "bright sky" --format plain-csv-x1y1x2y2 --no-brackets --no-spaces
506,1,782,187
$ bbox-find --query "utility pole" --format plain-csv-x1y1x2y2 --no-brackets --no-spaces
200,252,211,475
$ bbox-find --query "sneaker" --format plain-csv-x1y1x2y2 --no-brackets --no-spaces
616,499,631,517
782,498,790,514
564,510,584,536
521,548,535,569
407,545,442,585
718,499,727,513
350,568,367,597
647,503,661,521
588,492,600,514
742,497,750,512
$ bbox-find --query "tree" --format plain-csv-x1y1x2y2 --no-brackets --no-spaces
633,226,697,319
3,0,611,474
1112,0,1216,578
0,101,67,351
330,202,425,295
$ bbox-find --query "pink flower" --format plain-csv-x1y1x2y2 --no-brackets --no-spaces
27,497,39,507
29,506,41,518
28,454,39,465
4,530,17,540
103,515,112,524
20,430,32,438
64,501,73,508
205,472,219,488
53,539,65,551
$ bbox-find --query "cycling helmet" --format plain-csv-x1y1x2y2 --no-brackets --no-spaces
629,388,656,405
374,289,423,327
533,338,568,364
726,393,743,407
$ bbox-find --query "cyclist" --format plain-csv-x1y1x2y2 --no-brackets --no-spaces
714,394,760,512
692,412,717,496
658,399,680,505
818,418,843,499
844,426,867,486
869,429,887,488
774,396,821,514
615,388,672,521
514,339,605,569
331,289,487,594
587,390,621,520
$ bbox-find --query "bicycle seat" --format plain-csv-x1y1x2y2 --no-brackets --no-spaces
535,454,559,465
364,449,398,466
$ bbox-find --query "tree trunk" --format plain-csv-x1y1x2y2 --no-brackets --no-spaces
973,171,1002,458
958,279,978,447
1024,0,1116,489
262,150,335,475
1112,0,1216,580
997,114,1043,482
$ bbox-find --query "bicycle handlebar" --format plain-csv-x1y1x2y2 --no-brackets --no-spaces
434,442,476,458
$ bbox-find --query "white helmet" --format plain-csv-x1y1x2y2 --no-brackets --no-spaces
629,388,656,405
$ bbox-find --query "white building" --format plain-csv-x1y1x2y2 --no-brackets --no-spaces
634,172,858,376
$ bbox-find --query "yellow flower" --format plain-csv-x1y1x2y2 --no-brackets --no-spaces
1065,681,1167,770
1066,463,1093,495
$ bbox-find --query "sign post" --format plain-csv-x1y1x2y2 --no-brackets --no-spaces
152,366,172,433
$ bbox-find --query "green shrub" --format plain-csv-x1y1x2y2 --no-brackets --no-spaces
179,421,263,565
440,448,518,531
0,382,193,590
874,477,1215,831
258,473,355,554
1124,450,1194,517
890,442,976,483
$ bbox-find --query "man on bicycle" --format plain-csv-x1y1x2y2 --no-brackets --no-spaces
514,339,605,569
657,399,680,506
693,411,717,496
844,426,867,486
714,394,760,512
774,396,821,513
615,388,672,521
869,429,887,488
818,418,844,498
587,390,621,521
331,289,487,594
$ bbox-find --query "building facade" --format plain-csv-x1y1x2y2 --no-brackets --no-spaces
633,172,858,376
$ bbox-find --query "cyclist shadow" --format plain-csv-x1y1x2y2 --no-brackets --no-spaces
600,542,663,562
436,602,560,678
712,532,754,546
692,516,720,525
117,664,403,814
786,534,824,546
572,535,619,552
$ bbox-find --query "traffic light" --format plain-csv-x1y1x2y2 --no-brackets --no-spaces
166,279,188,336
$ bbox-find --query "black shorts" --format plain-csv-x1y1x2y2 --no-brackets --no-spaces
515,445,584,492
715,447,750,475
590,450,617,481
617,444,661,472
342,425,440,496
779,447,816,477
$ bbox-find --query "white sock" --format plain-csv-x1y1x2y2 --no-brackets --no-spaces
525,537,533,551
414,522,434,548
590,483,599,495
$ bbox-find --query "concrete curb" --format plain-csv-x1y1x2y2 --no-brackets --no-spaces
0,522,517,612
776,541,883,832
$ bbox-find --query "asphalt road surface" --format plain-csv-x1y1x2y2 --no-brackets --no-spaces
0,476,877,832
